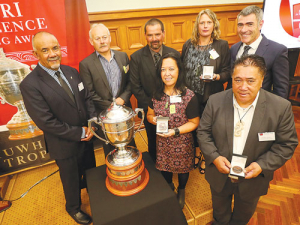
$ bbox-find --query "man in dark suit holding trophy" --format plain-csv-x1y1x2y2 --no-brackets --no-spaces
20,32,96,224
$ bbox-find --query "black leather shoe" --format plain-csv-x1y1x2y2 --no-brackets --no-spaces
69,210,92,224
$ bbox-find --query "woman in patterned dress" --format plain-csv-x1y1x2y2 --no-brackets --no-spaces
181,9,231,174
147,52,200,209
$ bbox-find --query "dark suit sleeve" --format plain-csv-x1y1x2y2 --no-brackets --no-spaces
197,97,221,165
20,80,82,142
118,53,132,104
130,53,150,108
271,46,289,99
79,60,112,110
217,41,231,83
256,103,298,172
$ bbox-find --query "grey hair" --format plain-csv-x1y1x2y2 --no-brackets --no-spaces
89,23,110,39
238,5,263,23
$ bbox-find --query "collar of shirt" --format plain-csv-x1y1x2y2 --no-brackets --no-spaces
232,90,260,155
149,45,163,63
39,62,63,78
237,34,262,58
96,49,114,62
38,62,73,93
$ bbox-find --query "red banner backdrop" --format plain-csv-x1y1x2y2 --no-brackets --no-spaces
0,0,93,175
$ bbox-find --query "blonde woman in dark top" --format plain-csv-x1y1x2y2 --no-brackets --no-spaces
181,9,231,174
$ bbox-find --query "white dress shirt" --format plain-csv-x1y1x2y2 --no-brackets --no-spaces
233,91,260,155
237,34,263,59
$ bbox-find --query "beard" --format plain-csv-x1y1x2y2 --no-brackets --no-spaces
48,56,61,70
150,41,161,50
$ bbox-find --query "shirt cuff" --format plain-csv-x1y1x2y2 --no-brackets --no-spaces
81,127,86,139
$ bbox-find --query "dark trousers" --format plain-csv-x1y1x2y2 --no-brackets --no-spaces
144,115,156,162
211,179,259,225
55,143,96,215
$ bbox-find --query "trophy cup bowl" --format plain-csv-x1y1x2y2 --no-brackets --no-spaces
0,48,43,140
89,101,149,196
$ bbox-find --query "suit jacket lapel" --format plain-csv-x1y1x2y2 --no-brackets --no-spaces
60,66,80,108
225,90,234,159
37,65,76,108
114,50,125,97
233,42,243,62
92,52,112,96
255,35,268,57
143,45,157,79
243,90,266,157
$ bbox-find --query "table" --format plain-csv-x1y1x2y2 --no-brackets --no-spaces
86,152,187,225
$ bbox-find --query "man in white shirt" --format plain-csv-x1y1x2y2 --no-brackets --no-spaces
198,54,297,225
227,5,289,99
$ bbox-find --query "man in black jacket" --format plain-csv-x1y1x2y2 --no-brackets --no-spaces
20,32,96,224
130,18,180,161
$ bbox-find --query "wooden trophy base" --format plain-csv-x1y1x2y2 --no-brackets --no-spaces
6,121,43,140
105,149,149,196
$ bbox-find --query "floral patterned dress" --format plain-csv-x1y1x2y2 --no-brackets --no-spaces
152,89,196,173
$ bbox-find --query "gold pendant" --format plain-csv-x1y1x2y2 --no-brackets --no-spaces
234,121,244,137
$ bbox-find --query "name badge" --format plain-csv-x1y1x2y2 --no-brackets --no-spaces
170,105,176,114
258,132,275,141
78,82,84,91
209,49,219,59
170,95,182,103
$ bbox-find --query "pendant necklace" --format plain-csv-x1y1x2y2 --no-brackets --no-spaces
234,106,252,137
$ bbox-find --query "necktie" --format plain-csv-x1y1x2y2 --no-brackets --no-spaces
154,53,161,66
241,45,251,57
55,71,75,103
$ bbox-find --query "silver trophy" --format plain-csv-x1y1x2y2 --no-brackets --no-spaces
0,48,43,140
89,101,149,196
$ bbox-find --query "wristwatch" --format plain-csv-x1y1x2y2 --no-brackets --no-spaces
174,128,180,137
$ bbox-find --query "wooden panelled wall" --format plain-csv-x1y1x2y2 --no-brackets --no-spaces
88,2,263,55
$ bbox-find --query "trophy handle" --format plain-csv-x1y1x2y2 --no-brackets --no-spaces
134,108,144,135
88,118,109,144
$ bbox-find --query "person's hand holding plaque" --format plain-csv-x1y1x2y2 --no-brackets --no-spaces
156,117,169,133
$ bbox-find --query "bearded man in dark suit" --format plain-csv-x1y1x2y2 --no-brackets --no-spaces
79,23,135,156
227,5,289,99
130,18,180,161
20,32,96,224
198,54,298,225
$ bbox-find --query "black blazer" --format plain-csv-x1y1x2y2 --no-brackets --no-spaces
130,45,180,111
181,38,231,102
229,34,289,99
20,64,97,159
79,50,131,113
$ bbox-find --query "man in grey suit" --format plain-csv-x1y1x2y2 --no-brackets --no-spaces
80,23,135,155
20,32,96,224
130,18,180,161
227,5,289,99
198,54,298,225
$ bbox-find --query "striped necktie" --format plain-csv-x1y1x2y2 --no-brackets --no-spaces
241,45,251,57
55,71,75,103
